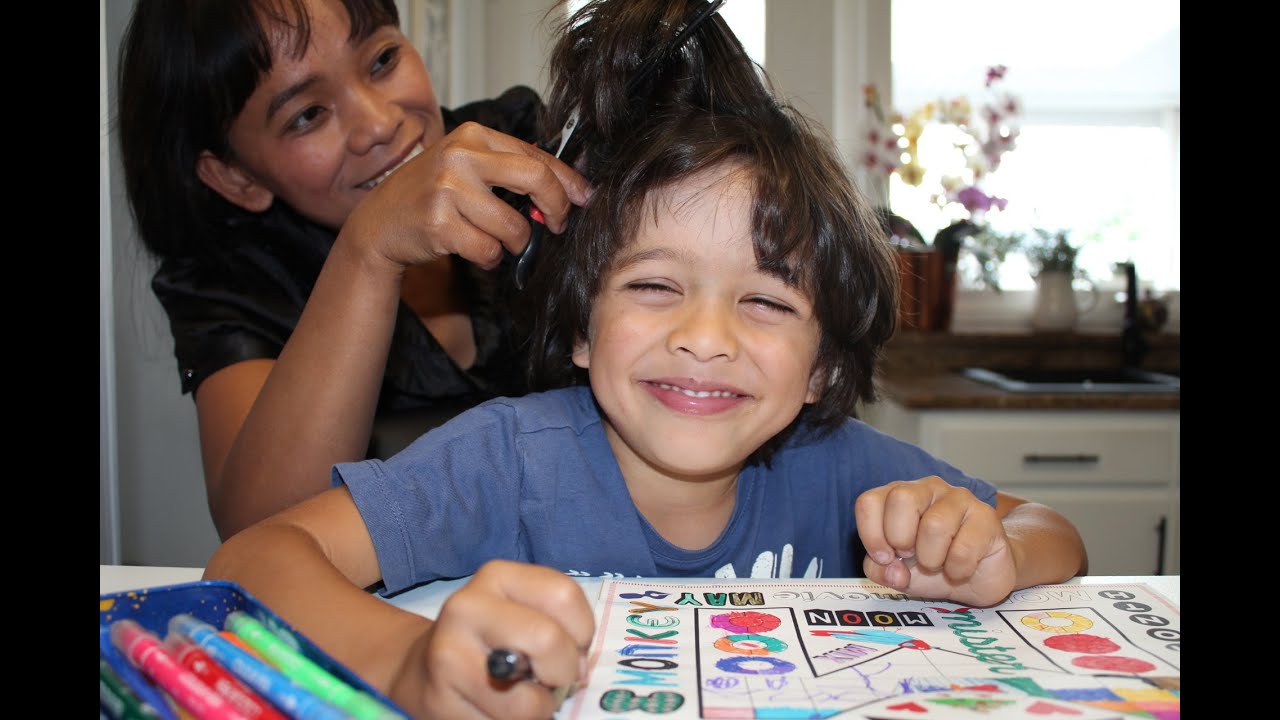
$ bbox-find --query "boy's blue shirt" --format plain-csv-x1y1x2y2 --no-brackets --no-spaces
333,386,997,595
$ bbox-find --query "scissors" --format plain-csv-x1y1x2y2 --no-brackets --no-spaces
514,106,582,290
512,0,727,290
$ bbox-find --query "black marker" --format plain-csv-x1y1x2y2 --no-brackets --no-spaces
486,648,575,706
487,648,535,682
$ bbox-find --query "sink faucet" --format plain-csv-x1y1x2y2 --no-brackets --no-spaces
1119,262,1148,368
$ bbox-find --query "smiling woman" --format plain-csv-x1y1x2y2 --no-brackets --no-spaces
112,0,593,544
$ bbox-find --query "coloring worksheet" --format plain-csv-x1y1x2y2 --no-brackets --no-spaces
559,579,1179,719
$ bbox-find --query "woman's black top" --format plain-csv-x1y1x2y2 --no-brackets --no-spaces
150,87,542,452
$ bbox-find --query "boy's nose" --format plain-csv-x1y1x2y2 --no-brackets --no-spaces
667,300,739,362
346,85,401,154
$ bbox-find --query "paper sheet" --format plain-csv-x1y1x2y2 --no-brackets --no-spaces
558,579,1179,720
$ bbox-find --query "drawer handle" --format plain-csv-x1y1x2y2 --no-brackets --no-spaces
1022,453,1100,464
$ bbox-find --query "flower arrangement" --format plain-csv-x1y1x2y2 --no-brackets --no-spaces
863,66,1025,290
862,66,1022,221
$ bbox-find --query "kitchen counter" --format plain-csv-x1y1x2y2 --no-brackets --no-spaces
872,370,1180,410
870,330,1180,411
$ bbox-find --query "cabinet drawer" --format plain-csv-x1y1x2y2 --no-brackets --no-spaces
920,413,1177,485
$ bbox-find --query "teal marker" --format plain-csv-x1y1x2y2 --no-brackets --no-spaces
99,657,164,720
225,612,404,720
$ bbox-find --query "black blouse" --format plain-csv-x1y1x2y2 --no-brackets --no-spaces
150,87,543,437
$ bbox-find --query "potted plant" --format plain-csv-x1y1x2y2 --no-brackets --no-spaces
1023,228,1097,331
1023,227,1082,277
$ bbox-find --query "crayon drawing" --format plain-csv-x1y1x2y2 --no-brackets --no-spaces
560,580,1178,720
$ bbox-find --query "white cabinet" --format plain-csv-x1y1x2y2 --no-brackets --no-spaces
860,400,1180,576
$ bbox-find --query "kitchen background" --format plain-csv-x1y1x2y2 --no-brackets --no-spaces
101,1,1179,568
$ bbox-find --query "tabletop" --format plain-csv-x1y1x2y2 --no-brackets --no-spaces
101,565,1180,619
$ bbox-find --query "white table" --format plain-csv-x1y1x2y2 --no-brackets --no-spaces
101,566,1179,619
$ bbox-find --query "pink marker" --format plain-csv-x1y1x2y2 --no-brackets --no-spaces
110,619,251,720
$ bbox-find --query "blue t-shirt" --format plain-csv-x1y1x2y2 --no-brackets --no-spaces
333,386,997,594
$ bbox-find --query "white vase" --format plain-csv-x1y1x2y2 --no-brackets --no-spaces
1031,271,1098,332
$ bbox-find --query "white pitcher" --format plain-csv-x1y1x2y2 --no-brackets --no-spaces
1031,271,1098,332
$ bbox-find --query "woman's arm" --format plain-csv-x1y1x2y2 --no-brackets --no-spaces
197,124,592,540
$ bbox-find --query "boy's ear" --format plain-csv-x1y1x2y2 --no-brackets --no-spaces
571,337,591,370
805,366,828,404
195,150,275,212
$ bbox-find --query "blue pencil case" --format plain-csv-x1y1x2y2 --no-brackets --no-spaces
100,579,409,719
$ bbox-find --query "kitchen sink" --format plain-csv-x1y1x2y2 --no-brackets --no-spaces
960,366,1180,394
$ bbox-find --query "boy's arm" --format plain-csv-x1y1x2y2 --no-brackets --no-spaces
203,486,596,719
203,486,429,692
995,490,1090,586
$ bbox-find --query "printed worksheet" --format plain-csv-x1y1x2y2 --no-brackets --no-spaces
559,579,1179,719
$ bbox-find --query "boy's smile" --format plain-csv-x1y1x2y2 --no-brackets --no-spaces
573,163,824,488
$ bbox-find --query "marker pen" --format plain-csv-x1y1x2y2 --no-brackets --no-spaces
225,611,404,720
486,648,575,708
168,614,347,720
100,657,164,720
167,636,287,720
109,619,250,720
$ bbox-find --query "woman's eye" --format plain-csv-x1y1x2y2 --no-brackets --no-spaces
372,45,400,75
286,105,326,133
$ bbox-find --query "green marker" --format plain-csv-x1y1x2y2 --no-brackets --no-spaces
99,657,163,720
224,612,404,720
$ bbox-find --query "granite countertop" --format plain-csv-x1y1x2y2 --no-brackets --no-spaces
874,371,1180,410
871,331,1180,411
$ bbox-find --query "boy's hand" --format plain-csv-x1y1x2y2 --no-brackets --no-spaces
855,476,1016,607
391,559,594,720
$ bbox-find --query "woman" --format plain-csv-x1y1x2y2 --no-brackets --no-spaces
116,0,591,539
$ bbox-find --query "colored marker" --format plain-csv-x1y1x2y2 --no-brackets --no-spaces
167,636,287,720
225,611,404,720
109,619,250,720
100,657,164,720
219,631,269,663
486,648,574,708
169,614,348,720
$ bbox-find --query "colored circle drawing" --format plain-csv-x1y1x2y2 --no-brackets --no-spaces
710,611,782,634
1020,611,1093,634
714,655,796,675
714,633,788,656
1071,655,1157,673
1043,633,1122,654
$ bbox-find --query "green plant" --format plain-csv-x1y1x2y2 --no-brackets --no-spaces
964,225,1024,291
1023,228,1081,276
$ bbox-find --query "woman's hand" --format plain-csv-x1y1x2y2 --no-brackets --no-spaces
391,560,595,720
343,121,592,274
855,476,1017,607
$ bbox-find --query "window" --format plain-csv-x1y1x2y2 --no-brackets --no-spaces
889,0,1179,292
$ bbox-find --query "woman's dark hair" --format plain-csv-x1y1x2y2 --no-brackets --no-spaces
115,0,399,267
519,0,900,464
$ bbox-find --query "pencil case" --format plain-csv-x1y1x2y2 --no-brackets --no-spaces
100,579,409,719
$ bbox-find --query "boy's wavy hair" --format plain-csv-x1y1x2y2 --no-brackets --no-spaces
519,0,900,464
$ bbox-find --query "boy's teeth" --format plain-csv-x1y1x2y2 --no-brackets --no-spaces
655,382,738,398
364,144,423,189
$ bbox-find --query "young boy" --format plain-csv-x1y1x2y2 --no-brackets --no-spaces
203,2,1087,717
